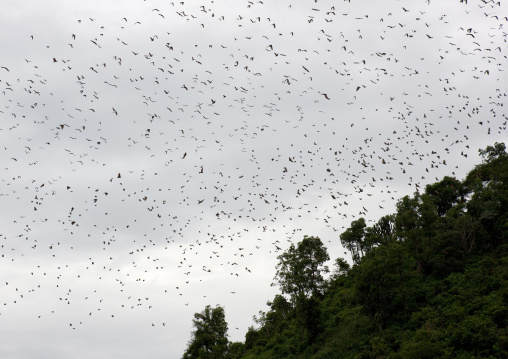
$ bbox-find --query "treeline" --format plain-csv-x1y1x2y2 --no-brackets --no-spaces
182,142,508,359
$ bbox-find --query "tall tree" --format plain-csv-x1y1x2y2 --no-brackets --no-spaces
395,194,426,271
354,242,417,332
464,142,508,250
273,235,330,303
182,305,229,359
340,217,368,264
273,236,330,344
425,176,464,216
365,214,396,246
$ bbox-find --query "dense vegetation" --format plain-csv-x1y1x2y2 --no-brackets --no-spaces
183,143,508,359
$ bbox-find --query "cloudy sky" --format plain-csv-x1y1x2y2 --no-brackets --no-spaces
1,0,507,357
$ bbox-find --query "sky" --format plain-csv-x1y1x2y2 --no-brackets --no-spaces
0,0,507,358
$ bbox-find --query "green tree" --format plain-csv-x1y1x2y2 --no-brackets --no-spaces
237,145,508,359
266,294,293,330
365,214,396,247
244,326,261,351
425,176,464,216
354,242,417,332
273,236,330,303
464,142,508,250
464,142,508,195
394,194,439,272
331,257,351,279
479,142,508,165
183,305,229,359
273,236,330,344
226,342,245,359
395,195,424,271
340,217,368,264
418,194,439,250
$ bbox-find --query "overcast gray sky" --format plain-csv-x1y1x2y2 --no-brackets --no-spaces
1,0,507,358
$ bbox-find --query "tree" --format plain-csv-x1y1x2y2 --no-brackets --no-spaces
425,176,464,216
354,243,417,332
182,305,229,359
464,142,508,250
331,257,351,279
340,218,368,264
394,194,439,272
273,236,330,344
365,214,396,246
273,235,330,303
226,342,245,359
340,216,395,264
479,142,508,164
464,142,508,193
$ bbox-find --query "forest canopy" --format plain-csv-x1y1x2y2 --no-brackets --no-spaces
183,142,508,359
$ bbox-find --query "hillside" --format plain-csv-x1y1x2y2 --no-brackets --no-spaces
183,143,508,359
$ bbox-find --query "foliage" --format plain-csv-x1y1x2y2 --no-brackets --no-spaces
183,143,508,359
273,235,330,303
340,217,368,264
425,176,465,216
365,214,396,247
353,242,419,332
182,305,229,359
331,257,350,279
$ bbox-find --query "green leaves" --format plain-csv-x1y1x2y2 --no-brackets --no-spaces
193,143,508,359
273,236,329,303
271,236,330,346
353,243,418,331
341,215,397,265
425,176,465,216
340,218,367,264
331,257,350,278
183,305,229,359
479,142,508,164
